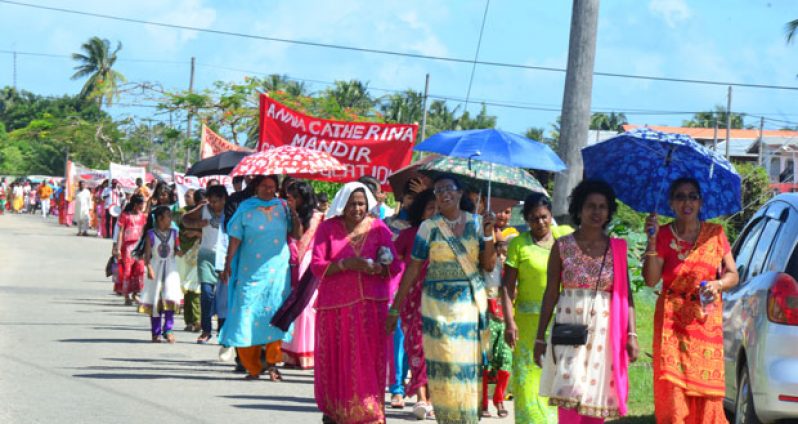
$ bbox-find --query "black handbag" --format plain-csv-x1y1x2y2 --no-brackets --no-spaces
550,242,609,346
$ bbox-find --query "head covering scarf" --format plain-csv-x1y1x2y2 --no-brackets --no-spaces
325,182,377,219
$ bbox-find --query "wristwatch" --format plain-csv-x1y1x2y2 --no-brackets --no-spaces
483,234,494,242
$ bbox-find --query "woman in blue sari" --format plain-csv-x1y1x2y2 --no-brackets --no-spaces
220,175,302,380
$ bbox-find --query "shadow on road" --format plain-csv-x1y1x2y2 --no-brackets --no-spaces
73,372,241,381
222,394,316,404
233,403,319,413
58,338,150,344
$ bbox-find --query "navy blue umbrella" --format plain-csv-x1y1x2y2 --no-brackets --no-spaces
414,129,566,172
581,128,742,220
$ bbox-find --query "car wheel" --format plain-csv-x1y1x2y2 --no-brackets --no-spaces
735,364,761,424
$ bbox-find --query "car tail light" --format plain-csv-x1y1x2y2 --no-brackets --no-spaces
768,273,798,326
779,395,798,402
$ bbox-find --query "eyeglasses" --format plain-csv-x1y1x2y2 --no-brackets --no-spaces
672,192,701,202
433,185,459,196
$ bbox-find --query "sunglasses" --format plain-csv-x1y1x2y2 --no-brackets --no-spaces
672,192,701,202
433,185,459,196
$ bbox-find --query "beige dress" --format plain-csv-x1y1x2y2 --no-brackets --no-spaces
540,235,620,419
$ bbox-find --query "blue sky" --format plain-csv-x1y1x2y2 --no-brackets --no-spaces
1,0,797,138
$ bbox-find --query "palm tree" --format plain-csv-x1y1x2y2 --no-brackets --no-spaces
71,37,126,110
589,112,627,131
379,90,424,124
326,80,373,112
787,19,798,43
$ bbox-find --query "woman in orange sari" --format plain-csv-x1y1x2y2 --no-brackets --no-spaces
643,177,739,424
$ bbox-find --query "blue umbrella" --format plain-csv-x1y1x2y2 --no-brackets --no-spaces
414,129,567,172
581,128,741,220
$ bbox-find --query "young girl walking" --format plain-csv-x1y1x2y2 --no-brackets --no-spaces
139,206,184,343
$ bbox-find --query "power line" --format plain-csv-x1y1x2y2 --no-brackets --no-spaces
3,0,798,91
0,49,187,65
464,0,490,107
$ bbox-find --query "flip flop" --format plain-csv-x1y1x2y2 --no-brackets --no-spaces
495,402,508,418
390,394,405,409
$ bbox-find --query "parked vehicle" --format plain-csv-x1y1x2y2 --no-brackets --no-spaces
724,194,798,423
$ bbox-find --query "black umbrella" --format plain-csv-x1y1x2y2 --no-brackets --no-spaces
186,151,252,177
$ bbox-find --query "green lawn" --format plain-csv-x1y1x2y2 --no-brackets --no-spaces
614,288,657,423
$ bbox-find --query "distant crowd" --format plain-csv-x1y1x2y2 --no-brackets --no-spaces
1,173,738,424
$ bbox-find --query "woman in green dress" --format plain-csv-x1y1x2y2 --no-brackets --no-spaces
501,193,573,423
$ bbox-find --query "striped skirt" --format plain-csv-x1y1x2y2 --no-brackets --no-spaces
422,280,483,424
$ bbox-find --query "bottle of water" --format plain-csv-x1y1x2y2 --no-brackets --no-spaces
699,281,715,313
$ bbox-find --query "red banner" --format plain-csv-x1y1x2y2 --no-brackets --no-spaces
258,94,416,189
200,124,251,159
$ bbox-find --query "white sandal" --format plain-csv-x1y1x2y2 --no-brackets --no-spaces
412,402,434,420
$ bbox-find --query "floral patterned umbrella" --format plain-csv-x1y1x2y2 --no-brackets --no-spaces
416,155,546,201
581,128,741,220
230,145,345,177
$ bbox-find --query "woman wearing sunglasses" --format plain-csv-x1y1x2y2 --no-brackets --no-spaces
643,177,739,423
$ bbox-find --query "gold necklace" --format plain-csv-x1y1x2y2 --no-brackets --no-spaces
670,223,701,261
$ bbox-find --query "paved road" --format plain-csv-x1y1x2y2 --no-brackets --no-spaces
0,214,514,423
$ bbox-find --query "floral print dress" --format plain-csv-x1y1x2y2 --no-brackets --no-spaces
540,234,620,419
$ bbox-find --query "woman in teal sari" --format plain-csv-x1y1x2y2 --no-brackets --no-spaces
220,175,302,380
388,175,497,424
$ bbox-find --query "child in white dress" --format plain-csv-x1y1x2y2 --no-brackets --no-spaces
139,206,184,343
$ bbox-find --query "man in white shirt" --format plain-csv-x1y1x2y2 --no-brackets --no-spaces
74,181,93,236
102,179,124,239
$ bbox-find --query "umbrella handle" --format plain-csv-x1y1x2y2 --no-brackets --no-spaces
486,163,492,212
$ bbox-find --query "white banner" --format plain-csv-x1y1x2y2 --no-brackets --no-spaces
109,163,146,189
173,173,234,208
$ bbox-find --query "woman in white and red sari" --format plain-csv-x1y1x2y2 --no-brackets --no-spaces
282,181,324,369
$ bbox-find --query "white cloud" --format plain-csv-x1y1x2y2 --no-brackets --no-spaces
648,0,691,27
143,0,217,52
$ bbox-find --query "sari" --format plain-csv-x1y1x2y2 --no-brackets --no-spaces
411,214,488,424
282,211,324,369
219,196,292,348
395,225,429,395
310,215,399,424
653,223,729,423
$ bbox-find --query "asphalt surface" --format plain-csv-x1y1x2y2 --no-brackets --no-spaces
0,213,514,423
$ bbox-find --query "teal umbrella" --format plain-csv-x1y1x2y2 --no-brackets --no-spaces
416,155,546,201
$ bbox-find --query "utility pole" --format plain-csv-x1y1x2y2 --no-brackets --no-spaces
712,119,718,152
725,85,733,160
169,111,176,176
185,56,196,171
12,50,17,89
757,116,765,167
552,0,600,222
420,73,430,143
146,119,154,174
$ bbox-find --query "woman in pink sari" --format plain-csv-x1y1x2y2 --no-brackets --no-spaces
311,182,400,424
282,181,324,369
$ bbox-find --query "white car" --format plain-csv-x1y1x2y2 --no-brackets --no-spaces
724,194,798,423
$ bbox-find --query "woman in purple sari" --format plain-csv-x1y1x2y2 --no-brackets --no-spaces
310,182,400,424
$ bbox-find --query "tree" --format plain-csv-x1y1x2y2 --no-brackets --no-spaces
682,106,744,129
71,37,126,109
325,80,373,114
589,111,627,131
0,87,105,131
787,19,798,43
524,127,545,141
379,90,424,125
